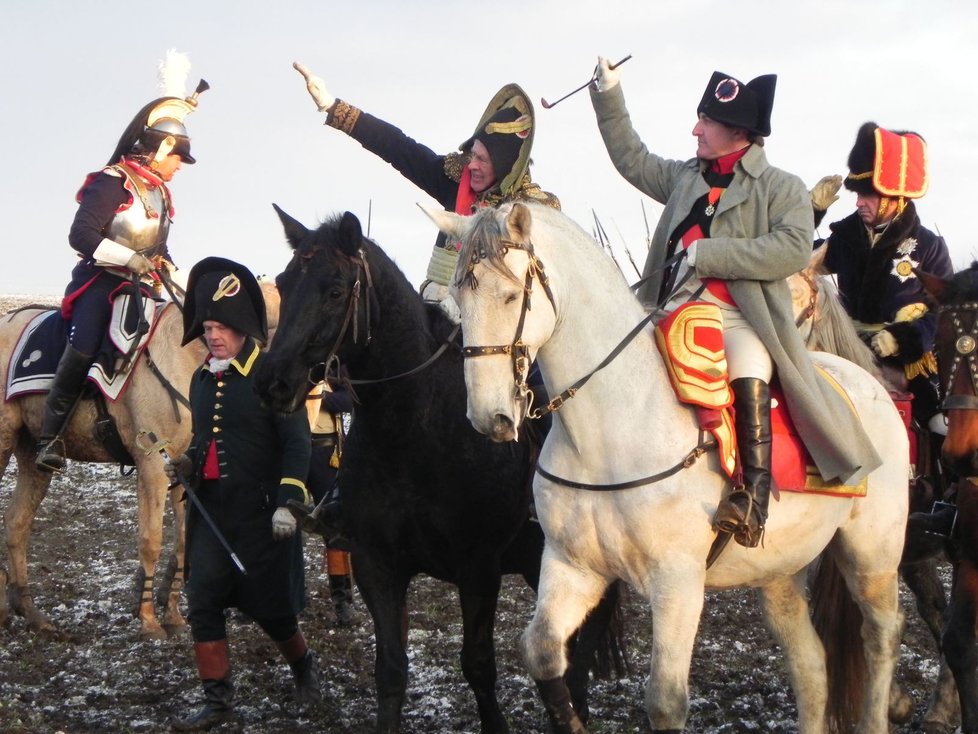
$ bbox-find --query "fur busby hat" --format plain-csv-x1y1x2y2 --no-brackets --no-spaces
844,121,928,199
460,83,534,196
108,50,209,167
182,257,268,347
696,71,777,137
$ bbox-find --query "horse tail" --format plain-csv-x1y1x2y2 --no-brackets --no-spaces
587,580,630,679
810,552,865,733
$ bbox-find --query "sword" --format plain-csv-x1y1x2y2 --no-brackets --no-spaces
136,430,247,575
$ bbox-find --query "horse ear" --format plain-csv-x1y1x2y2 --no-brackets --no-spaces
506,203,532,242
272,203,310,250
337,211,363,257
418,203,467,240
916,269,951,304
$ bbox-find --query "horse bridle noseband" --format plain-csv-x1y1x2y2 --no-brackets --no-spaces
459,238,556,422
939,302,978,411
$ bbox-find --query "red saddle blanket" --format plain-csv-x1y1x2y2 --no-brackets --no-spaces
655,302,869,498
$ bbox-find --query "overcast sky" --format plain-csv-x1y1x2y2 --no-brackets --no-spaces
2,0,976,295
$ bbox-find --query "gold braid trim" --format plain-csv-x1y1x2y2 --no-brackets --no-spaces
904,351,938,381
476,173,561,211
846,170,873,181
326,99,361,135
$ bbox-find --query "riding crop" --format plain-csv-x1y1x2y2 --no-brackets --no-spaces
540,55,632,109
136,430,247,574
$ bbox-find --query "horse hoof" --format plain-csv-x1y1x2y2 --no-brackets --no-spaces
163,622,189,638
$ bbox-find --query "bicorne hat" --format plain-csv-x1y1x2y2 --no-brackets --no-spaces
460,83,534,196
182,257,268,347
696,71,777,137
844,121,928,199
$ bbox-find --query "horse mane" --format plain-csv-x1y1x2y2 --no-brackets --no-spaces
805,275,885,381
944,261,978,304
454,207,525,290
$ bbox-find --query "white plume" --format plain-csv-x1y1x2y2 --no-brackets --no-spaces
157,49,192,98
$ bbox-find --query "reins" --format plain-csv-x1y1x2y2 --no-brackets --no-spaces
458,235,716,491
303,246,460,388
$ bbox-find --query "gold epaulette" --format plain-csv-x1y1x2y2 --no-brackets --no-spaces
443,152,465,183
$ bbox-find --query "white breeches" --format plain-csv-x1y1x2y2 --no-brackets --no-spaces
722,308,773,382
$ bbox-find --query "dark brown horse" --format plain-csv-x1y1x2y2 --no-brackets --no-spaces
918,263,978,734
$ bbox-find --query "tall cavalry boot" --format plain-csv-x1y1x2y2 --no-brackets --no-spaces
172,640,233,732
277,631,321,708
326,547,355,627
712,378,773,548
35,345,92,473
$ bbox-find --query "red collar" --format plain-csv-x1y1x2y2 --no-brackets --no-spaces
120,157,166,188
710,146,751,175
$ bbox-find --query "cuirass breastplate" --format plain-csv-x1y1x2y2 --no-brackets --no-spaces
103,166,171,255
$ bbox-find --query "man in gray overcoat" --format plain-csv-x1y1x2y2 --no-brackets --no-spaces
590,60,881,550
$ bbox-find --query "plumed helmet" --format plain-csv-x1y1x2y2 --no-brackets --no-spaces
107,51,208,167
460,84,535,196
696,71,777,137
182,257,268,347
844,121,928,199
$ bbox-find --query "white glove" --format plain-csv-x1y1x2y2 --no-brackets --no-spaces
293,61,335,112
871,330,899,358
272,506,298,539
126,252,155,276
809,174,843,212
594,56,621,93
164,453,193,484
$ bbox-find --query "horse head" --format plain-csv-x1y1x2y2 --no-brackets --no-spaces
426,202,558,442
922,263,978,477
256,205,375,414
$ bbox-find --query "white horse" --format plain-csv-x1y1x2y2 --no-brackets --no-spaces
428,202,909,733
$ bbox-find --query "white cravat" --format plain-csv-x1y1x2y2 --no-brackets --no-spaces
207,357,233,374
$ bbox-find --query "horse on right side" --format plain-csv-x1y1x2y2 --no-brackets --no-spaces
914,263,978,734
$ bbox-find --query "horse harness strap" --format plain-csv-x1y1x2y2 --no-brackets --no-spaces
940,301,978,411
536,431,716,491
347,323,461,385
460,238,556,420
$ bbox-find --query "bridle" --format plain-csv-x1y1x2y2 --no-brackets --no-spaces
459,238,555,422
938,301,978,411
458,233,714,491
300,245,460,388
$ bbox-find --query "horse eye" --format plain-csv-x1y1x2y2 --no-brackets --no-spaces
328,288,343,300
505,293,519,305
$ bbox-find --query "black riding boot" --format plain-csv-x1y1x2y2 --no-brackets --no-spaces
329,573,355,627
712,378,772,548
172,640,233,731
277,631,322,708
35,345,92,473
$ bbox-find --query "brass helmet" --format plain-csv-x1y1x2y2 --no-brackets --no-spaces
107,51,208,167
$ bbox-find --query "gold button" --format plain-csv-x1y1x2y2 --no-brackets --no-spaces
216,381,225,388
213,414,221,421
215,403,222,409
212,426,221,433
215,391,224,398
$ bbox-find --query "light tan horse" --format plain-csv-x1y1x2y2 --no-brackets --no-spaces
0,281,280,641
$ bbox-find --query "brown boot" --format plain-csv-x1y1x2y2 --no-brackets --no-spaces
172,640,233,731
712,378,772,548
329,573,356,627
277,631,321,708
35,345,92,473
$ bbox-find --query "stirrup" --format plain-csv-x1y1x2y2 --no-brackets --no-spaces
712,488,765,548
35,439,67,473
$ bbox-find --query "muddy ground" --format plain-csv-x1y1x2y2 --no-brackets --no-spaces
0,296,953,733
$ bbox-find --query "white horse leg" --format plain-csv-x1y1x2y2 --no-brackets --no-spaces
852,570,904,733
523,552,609,733
134,466,168,640
645,569,705,731
758,572,828,733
